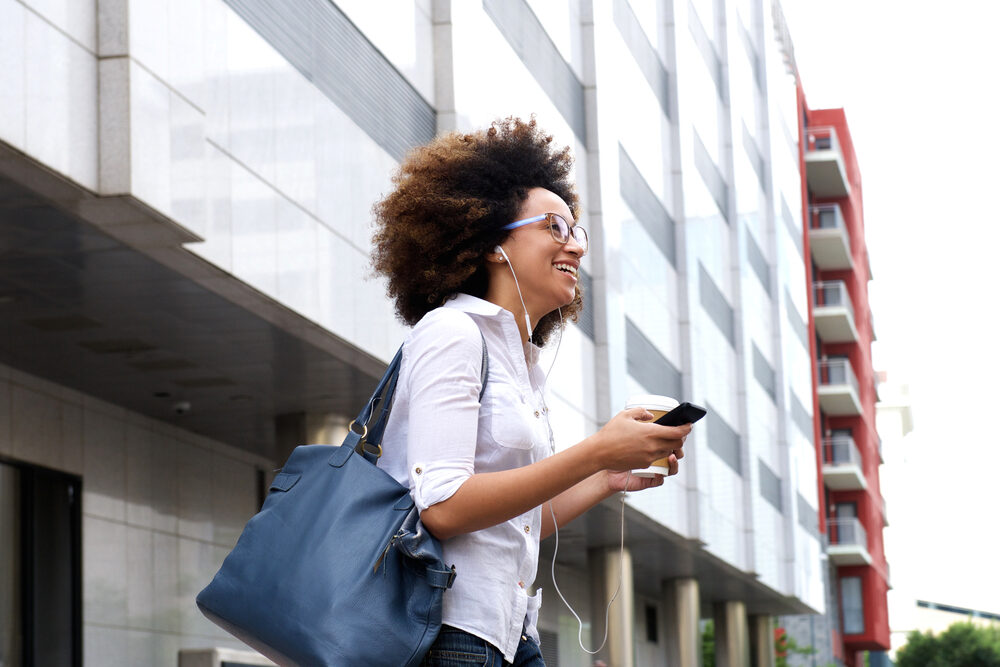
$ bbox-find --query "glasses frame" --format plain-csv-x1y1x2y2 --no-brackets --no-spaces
502,213,588,254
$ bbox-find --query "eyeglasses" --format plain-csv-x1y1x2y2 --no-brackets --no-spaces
503,213,588,254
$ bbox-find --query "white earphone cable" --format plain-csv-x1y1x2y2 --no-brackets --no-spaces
496,246,532,336
548,471,631,655
499,244,628,656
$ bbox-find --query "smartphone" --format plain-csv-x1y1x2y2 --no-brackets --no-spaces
654,402,707,426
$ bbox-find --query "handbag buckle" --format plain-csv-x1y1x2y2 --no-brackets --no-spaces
348,420,368,439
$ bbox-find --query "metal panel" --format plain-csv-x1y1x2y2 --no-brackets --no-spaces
737,19,763,91
576,268,595,340
625,317,682,399
613,0,671,120
781,195,803,257
223,0,436,162
745,227,771,296
698,263,734,346
538,629,560,665
797,492,820,539
693,131,730,222
483,0,586,145
687,0,725,102
752,342,775,401
784,286,809,350
758,458,782,511
619,145,676,267
706,405,741,475
789,391,814,439
742,122,767,192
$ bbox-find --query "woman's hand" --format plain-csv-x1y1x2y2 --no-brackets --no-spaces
606,469,666,492
589,407,690,473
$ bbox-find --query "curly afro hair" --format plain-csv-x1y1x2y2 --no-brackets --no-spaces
371,116,583,346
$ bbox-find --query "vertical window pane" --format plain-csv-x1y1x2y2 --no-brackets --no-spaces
0,463,22,666
841,576,865,634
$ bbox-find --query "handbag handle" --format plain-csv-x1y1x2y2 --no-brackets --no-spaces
344,329,489,465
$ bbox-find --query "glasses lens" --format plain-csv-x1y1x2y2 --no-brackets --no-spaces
547,214,569,243
547,214,588,254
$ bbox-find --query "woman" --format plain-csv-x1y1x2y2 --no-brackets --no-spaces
373,117,690,666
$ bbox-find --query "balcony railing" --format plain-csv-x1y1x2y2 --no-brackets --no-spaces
822,435,866,490
813,280,859,343
828,517,872,565
817,358,862,415
805,126,850,197
808,204,852,270
829,518,867,547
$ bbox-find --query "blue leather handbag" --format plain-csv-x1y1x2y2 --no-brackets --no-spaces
197,338,487,666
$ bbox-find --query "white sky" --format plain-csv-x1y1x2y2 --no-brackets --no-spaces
782,0,1000,622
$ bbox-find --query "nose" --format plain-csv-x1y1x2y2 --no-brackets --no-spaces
565,233,586,257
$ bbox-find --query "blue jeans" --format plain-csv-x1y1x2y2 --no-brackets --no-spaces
421,625,546,666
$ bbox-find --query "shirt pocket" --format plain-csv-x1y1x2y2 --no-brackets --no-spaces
482,382,536,450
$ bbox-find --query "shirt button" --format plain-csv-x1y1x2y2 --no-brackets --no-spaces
414,467,422,475
534,410,540,418
518,580,525,588
523,525,531,534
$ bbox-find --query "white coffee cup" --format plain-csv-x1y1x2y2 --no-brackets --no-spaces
625,394,679,477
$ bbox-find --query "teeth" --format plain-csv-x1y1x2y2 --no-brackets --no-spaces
554,264,578,278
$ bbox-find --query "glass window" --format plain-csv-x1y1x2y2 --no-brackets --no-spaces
645,603,659,643
0,460,81,666
0,463,21,666
841,576,865,634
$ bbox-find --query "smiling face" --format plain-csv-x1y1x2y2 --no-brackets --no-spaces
485,187,586,337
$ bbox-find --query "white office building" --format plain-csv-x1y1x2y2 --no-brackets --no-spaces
0,0,824,664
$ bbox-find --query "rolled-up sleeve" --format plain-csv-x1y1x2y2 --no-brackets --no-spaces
402,310,484,511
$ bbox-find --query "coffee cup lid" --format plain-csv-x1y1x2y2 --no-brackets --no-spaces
625,394,679,411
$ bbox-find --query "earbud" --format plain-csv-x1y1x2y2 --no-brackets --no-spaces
494,246,532,336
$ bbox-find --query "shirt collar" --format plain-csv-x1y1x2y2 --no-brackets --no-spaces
442,293,506,317
443,293,545,362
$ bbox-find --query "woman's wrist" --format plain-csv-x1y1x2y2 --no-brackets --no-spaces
597,469,617,498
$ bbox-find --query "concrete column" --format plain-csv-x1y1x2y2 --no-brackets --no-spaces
749,615,775,667
663,578,701,667
713,601,749,667
589,546,634,667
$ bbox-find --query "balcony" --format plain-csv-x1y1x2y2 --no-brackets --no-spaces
828,518,872,566
817,358,862,415
813,281,859,343
822,435,866,490
809,204,853,270
805,126,851,197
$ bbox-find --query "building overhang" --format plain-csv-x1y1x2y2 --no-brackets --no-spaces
827,545,873,567
814,305,860,343
809,227,853,270
0,142,388,460
822,462,867,491
817,385,863,416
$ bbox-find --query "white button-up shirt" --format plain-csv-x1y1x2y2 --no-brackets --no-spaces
379,293,552,662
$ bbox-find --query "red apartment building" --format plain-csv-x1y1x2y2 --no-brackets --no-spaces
798,88,891,667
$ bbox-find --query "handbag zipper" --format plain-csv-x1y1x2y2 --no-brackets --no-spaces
373,530,403,574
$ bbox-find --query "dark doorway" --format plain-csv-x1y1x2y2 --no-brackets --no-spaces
0,458,82,667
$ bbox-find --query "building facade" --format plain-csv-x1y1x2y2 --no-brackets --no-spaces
0,0,875,665
778,91,891,666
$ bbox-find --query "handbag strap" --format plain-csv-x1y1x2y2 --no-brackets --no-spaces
347,327,489,464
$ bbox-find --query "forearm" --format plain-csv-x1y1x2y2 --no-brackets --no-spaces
539,471,614,539
420,437,604,540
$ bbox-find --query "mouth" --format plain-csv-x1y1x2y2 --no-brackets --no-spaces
554,262,579,280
